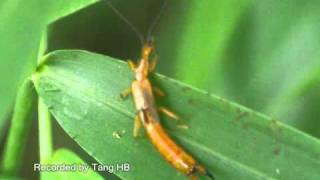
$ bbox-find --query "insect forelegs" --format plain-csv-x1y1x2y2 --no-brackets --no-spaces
127,59,136,71
120,87,132,99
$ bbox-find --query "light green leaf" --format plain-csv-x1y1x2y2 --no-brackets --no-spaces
45,0,99,23
32,50,320,180
1,79,37,175
0,0,98,135
42,149,103,180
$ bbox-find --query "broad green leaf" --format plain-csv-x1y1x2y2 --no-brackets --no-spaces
32,50,320,180
159,0,320,137
0,0,98,135
42,149,103,180
45,0,320,138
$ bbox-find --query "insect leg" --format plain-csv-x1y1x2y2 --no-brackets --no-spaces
128,59,136,71
120,87,132,99
149,55,158,72
153,86,165,97
133,114,142,137
158,106,179,121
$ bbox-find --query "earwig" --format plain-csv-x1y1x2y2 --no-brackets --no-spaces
105,1,215,179
126,40,214,180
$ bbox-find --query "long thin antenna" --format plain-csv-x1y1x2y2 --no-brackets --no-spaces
105,0,144,46
146,1,167,42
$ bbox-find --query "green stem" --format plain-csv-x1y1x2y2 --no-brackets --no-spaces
36,30,52,180
36,30,53,164
38,98,53,163
0,79,36,175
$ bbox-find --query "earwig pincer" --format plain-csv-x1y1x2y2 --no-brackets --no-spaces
106,1,215,179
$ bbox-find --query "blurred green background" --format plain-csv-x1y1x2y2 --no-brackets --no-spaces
0,0,320,179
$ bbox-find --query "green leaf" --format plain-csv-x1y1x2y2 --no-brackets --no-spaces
156,0,251,90
157,0,320,138
0,0,98,135
1,79,37,175
0,175,19,180
45,0,99,23
45,0,320,139
218,0,320,137
42,149,103,180
0,79,37,176
32,50,320,180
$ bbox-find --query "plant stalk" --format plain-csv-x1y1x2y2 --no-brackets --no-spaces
0,79,37,175
37,29,53,167
38,98,53,164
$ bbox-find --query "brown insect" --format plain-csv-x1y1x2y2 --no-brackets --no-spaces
106,1,214,179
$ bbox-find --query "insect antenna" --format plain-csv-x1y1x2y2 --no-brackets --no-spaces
105,0,145,46
146,0,168,44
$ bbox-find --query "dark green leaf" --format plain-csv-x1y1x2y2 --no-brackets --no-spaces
0,0,98,134
33,50,320,180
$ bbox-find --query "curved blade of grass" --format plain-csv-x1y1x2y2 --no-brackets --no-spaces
0,79,37,175
0,0,98,135
32,50,320,180
42,149,103,180
45,0,98,23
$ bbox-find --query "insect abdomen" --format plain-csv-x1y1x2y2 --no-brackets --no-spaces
145,122,197,175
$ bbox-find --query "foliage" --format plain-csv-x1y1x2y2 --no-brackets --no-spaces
1,0,320,179
32,50,320,179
